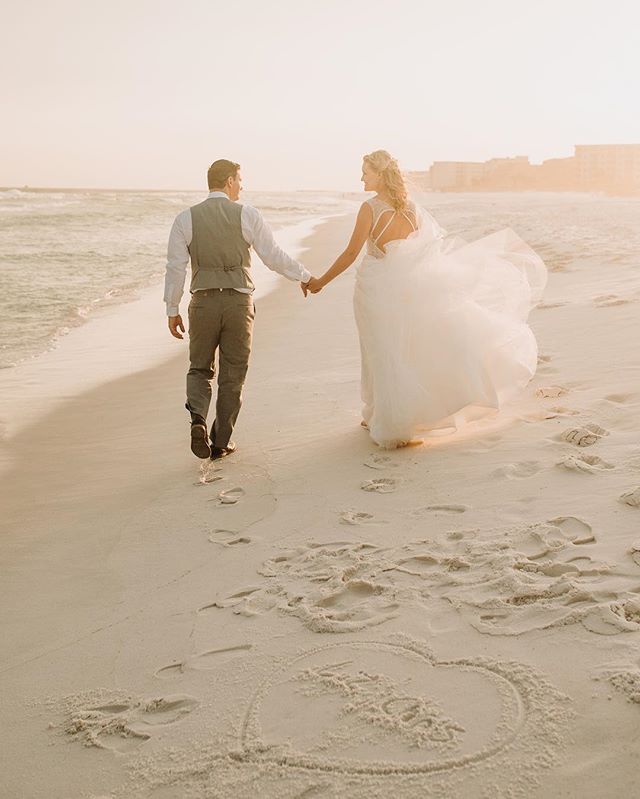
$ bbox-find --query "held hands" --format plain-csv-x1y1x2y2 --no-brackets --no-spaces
168,314,185,339
300,277,324,297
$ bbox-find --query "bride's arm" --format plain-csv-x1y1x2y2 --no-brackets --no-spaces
308,203,372,292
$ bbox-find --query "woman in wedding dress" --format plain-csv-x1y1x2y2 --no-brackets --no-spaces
305,150,547,449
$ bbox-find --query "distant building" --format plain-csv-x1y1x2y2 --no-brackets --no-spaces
526,156,578,191
426,156,530,191
575,144,640,194
405,171,431,190
481,156,531,190
429,161,485,191
414,144,640,194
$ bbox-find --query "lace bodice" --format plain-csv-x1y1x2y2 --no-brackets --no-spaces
366,196,418,258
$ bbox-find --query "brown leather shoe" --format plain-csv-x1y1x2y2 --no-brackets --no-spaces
210,442,237,460
190,423,211,459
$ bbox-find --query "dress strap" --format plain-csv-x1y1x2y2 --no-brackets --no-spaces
400,208,417,232
373,210,396,244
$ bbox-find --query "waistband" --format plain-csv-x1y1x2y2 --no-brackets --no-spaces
192,288,254,296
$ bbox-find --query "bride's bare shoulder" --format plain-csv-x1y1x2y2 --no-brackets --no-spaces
358,200,374,223
345,202,374,249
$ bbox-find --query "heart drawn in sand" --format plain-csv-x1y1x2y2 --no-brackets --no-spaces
239,635,567,776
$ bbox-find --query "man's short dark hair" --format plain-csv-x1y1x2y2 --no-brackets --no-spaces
208,159,240,190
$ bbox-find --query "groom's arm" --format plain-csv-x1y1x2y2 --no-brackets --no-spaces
241,205,311,284
164,209,192,339
164,209,192,318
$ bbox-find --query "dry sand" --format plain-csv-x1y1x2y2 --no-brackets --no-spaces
2,213,640,798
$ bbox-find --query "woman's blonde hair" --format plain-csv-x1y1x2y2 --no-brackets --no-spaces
363,150,408,211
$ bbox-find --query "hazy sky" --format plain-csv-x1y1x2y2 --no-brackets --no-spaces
2,0,638,190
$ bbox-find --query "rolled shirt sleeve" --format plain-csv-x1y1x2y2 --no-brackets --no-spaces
241,205,311,283
163,209,192,316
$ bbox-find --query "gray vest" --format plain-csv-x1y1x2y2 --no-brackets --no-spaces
189,197,254,292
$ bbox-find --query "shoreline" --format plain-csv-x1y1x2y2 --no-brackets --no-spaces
2,209,640,798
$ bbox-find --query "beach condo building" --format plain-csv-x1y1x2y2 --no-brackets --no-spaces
418,144,640,194
532,156,579,191
574,144,640,194
481,156,531,190
405,170,432,190
428,161,485,190
428,156,532,191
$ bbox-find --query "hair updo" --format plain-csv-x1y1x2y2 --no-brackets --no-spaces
363,150,408,211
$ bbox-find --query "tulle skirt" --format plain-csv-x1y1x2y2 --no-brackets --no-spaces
353,213,547,449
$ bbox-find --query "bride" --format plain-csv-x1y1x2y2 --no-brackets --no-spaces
305,150,547,449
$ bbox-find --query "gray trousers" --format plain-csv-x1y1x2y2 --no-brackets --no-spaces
186,288,255,448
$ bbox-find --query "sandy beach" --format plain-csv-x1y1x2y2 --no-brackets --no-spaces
2,212,640,798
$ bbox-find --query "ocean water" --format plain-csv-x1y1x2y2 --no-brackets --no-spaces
0,188,639,449
2,188,640,373
0,188,356,369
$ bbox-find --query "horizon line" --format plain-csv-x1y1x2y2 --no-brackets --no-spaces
0,185,359,193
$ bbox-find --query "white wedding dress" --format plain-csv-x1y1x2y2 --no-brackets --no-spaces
353,196,547,449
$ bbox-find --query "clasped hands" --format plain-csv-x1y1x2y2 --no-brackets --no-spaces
300,276,324,297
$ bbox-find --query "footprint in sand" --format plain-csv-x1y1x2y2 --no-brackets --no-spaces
309,581,400,632
593,294,632,308
394,553,441,574
464,433,503,453
307,540,379,551
446,530,475,541
548,406,580,418
189,644,252,670
364,454,399,470
361,478,397,494
62,694,198,751
214,487,245,506
557,453,615,473
548,516,596,545
537,300,567,310
200,586,278,617
559,423,609,447
536,385,569,399
196,462,224,485
603,392,640,405
260,541,379,581
493,461,545,480
155,644,253,680
201,586,262,610
339,511,378,525
411,504,469,516
524,406,581,421
207,528,252,546
582,597,640,635
545,254,573,272
620,487,640,508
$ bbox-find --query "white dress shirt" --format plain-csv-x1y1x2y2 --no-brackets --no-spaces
164,191,311,316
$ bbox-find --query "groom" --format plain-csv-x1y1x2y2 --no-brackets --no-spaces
164,159,313,459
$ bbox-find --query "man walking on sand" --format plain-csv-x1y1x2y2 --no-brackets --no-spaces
164,159,313,460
